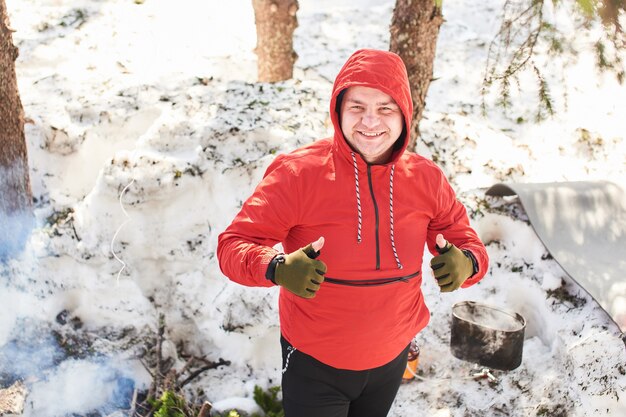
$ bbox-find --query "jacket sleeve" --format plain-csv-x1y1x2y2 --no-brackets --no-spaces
217,155,300,287
426,170,489,287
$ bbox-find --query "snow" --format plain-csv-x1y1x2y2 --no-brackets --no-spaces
2,0,625,416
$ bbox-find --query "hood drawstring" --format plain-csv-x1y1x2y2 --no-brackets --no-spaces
351,152,403,269
351,153,363,244
389,165,403,269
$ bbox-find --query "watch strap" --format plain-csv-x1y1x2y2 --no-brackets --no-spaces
462,249,479,277
265,253,285,284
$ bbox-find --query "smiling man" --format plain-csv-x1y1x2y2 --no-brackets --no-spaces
218,49,489,417
340,85,404,164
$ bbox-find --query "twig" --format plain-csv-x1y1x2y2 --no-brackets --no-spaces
139,358,154,378
198,402,212,417
129,388,138,416
70,219,81,241
179,355,196,377
176,358,231,389
133,317,233,415
155,314,165,391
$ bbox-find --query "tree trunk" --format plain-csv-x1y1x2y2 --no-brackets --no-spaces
252,0,299,82
390,0,443,150
1,0,33,260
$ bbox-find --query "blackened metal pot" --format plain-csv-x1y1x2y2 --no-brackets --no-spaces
450,301,526,371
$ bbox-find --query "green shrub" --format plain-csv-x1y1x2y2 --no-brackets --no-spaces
152,390,187,417
252,385,284,417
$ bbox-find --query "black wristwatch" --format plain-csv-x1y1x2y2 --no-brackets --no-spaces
462,250,479,277
265,253,286,284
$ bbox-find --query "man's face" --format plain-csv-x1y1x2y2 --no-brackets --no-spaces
340,86,404,165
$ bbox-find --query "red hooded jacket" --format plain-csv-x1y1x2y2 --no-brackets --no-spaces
217,49,488,370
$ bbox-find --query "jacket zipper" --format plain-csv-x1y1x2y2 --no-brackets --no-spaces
366,165,380,270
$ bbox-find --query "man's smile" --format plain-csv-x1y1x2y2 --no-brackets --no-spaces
357,131,386,137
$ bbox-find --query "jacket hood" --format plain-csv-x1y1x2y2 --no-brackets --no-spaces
330,49,413,165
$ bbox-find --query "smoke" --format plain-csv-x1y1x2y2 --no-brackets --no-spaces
24,359,136,417
0,318,140,416
0,162,35,262
0,321,65,386
0,210,34,261
455,303,524,332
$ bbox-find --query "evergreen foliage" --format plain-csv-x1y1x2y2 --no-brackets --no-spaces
151,391,188,417
141,385,284,417
252,386,284,417
482,0,626,118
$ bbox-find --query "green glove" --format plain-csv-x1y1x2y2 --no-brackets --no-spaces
274,243,327,299
430,235,474,292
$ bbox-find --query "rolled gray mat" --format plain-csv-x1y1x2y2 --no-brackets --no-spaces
486,181,626,334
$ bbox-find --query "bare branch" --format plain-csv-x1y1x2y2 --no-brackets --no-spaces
176,358,231,390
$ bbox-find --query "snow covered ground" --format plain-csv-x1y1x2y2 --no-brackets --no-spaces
2,0,625,416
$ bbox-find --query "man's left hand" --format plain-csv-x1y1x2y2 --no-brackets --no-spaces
430,234,474,292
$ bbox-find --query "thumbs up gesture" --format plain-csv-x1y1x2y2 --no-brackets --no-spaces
430,234,474,292
274,237,327,299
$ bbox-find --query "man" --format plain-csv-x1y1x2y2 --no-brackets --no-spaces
217,49,488,417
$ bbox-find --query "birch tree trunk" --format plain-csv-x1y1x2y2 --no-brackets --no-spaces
1,0,33,260
252,0,299,82
390,0,443,149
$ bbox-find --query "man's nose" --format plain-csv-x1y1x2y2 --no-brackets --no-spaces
361,112,380,128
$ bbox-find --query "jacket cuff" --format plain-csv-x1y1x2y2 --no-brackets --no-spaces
259,249,280,286
460,249,482,289
462,249,479,277
265,253,286,284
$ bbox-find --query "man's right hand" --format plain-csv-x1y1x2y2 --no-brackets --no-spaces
275,237,327,299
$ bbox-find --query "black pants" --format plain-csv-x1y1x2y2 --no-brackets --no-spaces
280,336,409,417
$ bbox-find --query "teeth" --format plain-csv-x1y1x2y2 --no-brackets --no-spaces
360,131,383,137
